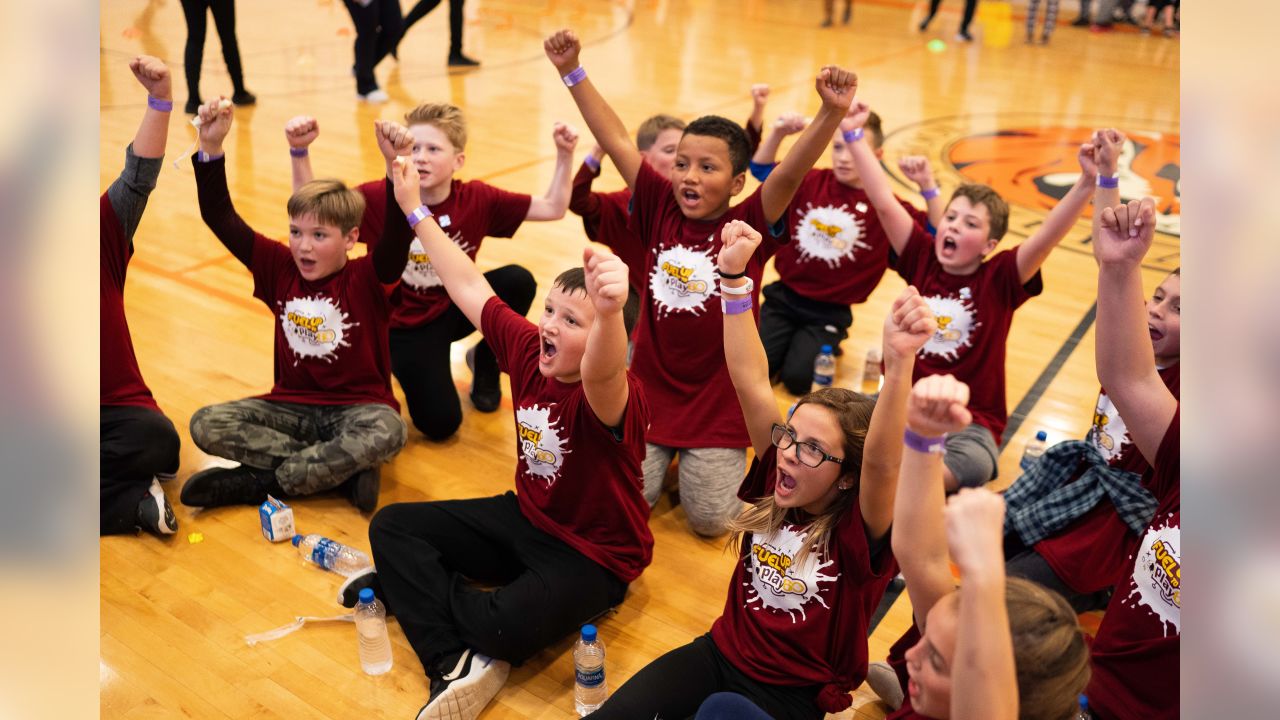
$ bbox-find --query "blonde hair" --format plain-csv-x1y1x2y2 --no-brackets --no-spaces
727,388,875,564
286,179,365,233
404,102,467,151
1004,578,1092,720
636,114,687,151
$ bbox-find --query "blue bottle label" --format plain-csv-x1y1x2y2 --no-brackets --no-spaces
813,374,832,387
575,666,604,688
311,538,338,568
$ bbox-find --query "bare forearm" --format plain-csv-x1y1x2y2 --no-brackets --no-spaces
411,218,492,329
132,104,171,159
581,310,628,384
1017,175,1094,281
565,78,641,189
763,105,841,220
892,445,952,616
859,351,913,538
851,140,913,251
752,128,788,166
530,149,574,220
291,155,315,192
953,573,1018,720
723,283,777,455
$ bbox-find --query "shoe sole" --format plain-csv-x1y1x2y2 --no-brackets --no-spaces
337,568,377,607
866,661,905,711
143,480,178,535
417,655,510,720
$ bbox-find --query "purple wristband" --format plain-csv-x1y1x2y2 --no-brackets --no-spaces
842,127,864,144
722,296,753,316
921,186,941,200
289,147,309,158
196,150,223,163
148,96,173,112
904,428,947,454
562,66,587,87
406,205,433,228
1097,174,1120,189
584,154,601,173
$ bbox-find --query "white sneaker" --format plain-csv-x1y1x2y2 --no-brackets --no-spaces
358,89,390,103
416,649,510,720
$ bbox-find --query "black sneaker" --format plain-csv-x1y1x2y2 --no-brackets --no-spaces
447,53,481,68
337,568,380,608
918,14,934,31
416,649,510,720
466,345,501,413
180,466,282,508
137,478,178,536
231,90,256,106
956,29,974,42
1071,16,1090,27
842,3,852,24
341,466,381,513
184,97,201,115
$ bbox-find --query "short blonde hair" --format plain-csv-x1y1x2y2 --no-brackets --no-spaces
287,179,365,233
404,102,467,151
636,114,686,151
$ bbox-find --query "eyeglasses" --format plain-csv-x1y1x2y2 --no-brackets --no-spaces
771,423,844,468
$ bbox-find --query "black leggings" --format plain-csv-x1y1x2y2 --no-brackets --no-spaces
403,0,466,55
101,405,181,535
586,634,823,720
343,0,403,95
928,0,979,32
180,0,247,100
757,281,853,396
368,492,627,673
389,265,536,440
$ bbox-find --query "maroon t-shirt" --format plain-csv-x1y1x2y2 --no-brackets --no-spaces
1087,407,1180,720
1034,364,1181,593
569,162,646,293
894,225,1042,442
627,161,783,448
250,237,399,410
358,178,531,329
776,169,929,305
100,194,158,411
710,446,896,699
481,297,654,582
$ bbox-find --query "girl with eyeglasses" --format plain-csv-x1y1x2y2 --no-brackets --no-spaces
584,220,936,720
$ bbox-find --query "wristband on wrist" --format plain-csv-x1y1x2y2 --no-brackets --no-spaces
904,428,947,454
148,96,173,112
562,66,587,87
196,149,224,163
583,154,601,172
921,186,941,200
720,276,754,296
289,147,309,158
406,205,433,228
716,267,748,280
1097,174,1120,189
722,295,754,316
842,127,864,144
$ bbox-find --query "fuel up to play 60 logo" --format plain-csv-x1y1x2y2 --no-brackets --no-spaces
649,243,717,317
280,295,354,364
515,404,569,486
743,526,837,624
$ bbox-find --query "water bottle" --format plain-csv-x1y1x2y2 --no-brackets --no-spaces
1020,430,1048,472
355,588,393,675
861,347,883,394
292,533,373,576
574,624,607,716
811,345,836,393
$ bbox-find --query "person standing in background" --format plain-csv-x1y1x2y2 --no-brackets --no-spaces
399,0,480,67
180,0,255,115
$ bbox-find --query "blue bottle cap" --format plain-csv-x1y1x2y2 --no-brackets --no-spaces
291,534,303,547
581,624,597,642
358,588,375,604
820,344,833,354
1036,430,1048,441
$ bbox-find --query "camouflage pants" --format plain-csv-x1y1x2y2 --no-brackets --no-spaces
190,398,407,496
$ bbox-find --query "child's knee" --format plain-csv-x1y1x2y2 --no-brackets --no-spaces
780,364,813,396
413,409,461,442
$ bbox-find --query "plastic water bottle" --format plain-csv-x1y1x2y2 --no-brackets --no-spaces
1020,430,1049,471
811,345,836,393
861,347,883,394
574,624,607,716
292,533,373,576
355,588,393,675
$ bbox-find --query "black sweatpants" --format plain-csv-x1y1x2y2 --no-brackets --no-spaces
403,0,466,56
586,634,823,720
389,264,536,441
343,0,403,95
1004,536,1113,613
758,281,853,396
368,492,628,675
100,405,181,535
928,0,979,32
179,0,247,100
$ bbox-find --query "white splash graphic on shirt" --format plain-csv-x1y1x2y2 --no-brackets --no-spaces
1123,517,1180,636
649,242,717,317
401,231,475,290
515,403,569,486
1090,391,1131,463
921,294,980,362
794,203,868,267
279,295,354,364
743,525,838,623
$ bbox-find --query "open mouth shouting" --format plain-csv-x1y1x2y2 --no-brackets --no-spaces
939,235,959,257
539,334,559,365
775,468,799,499
678,187,702,211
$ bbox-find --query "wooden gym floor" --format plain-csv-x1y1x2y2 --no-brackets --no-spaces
99,1,1178,717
